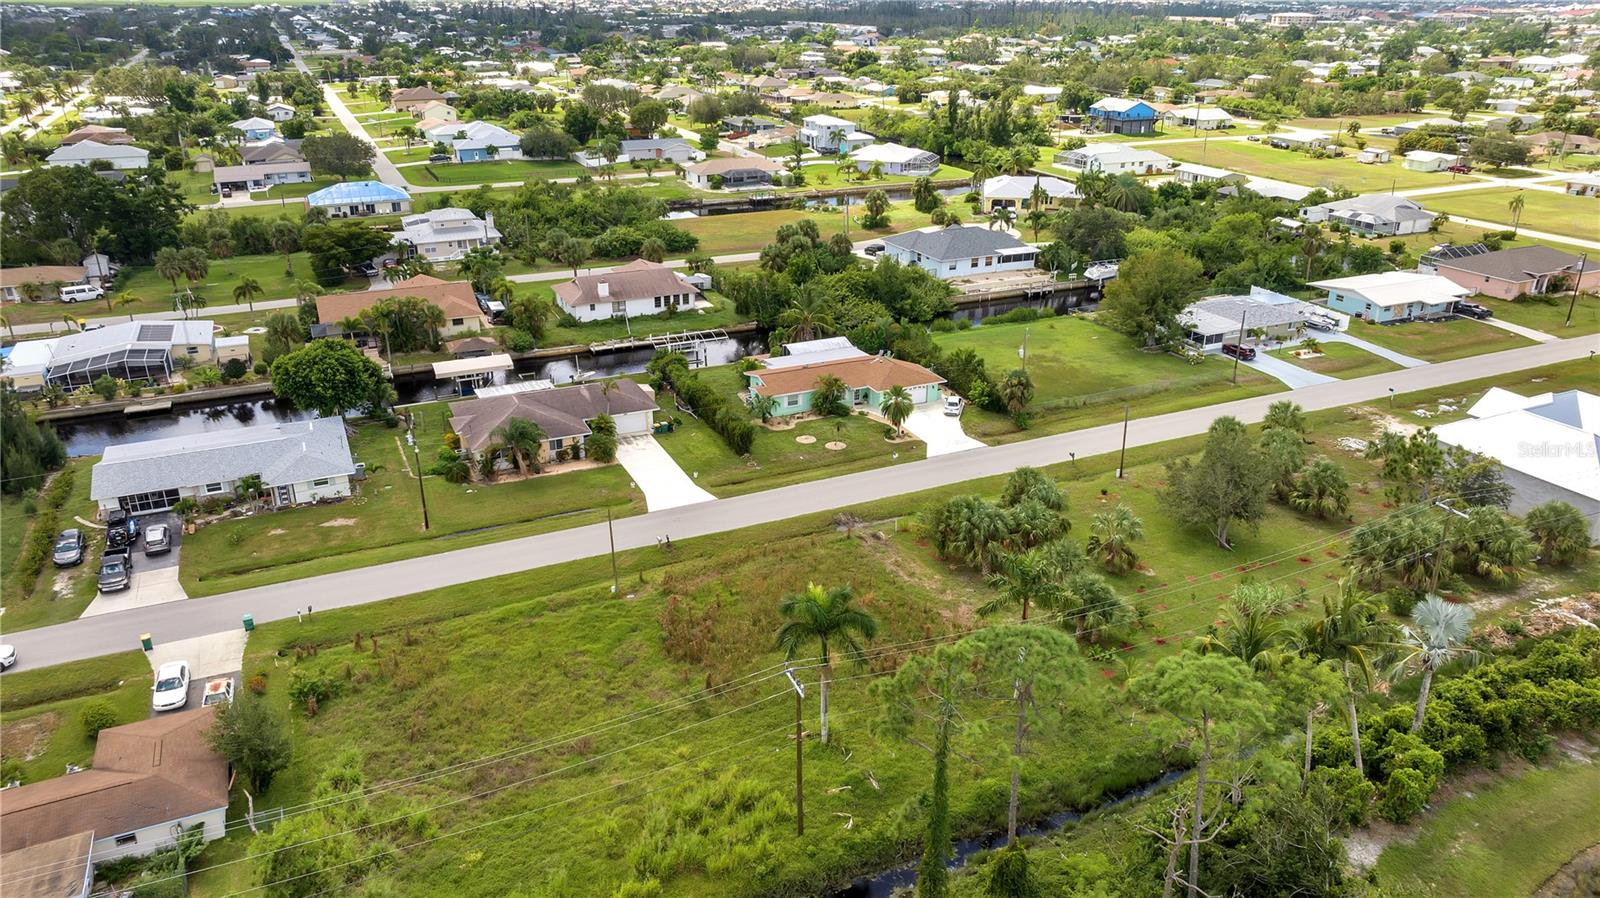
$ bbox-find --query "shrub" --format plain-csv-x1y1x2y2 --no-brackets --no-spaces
253,362,269,376
222,358,249,382
586,414,618,463
1379,766,1429,822
79,700,119,738
246,673,268,695
186,366,223,388
287,667,339,713
503,328,535,353
1383,587,1421,617
649,351,755,455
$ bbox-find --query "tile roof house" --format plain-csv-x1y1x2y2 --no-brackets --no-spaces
390,85,448,112
448,380,657,468
91,417,355,513
683,155,786,190
59,124,133,145
1429,245,1599,300
552,259,704,323
315,275,488,337
45,140,150,171
0,709,230,863
881,225,1038,280
746,353,945,417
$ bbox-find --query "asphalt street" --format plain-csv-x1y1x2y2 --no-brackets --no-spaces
4,335,1593,671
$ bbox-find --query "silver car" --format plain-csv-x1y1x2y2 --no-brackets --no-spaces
144,524,172,556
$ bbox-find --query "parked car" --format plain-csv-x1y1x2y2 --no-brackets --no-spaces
152,661,190,712
475,292,507,320
1246,135,1260,142
105,509,138,550
0,644,15,671
1221,342,1256,361
1446,164,1473,174
427,153,450,163
98,548,132,592
356,262,380,278
1456,301,1494,320
220,187,233,198
943,395,964,416
1304,314,1339,332
862,243,885,256
143,523,172,556
201,677,235,707
53,529,86,567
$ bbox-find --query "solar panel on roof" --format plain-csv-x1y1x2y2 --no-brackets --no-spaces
1424,243,1488,261
136,324,175,342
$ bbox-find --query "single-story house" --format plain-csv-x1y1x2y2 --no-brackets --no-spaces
1433,389,1600,542
577,138,702,167
44,320,246,389
801,114,874,153
212,160,313,194
1022,84,1063,102
552,259,704,323
425,120,523,163
653,83,707,108
1565,174,1600,197
761,336,870,370
881,225,1037,280
0,265,91,301
1054,143,1173,175
390,85,448,112
1402,150,1462,172
1266,131,1331,151
1299,194,1436,237
1161,106,1234,130
1087,97,1158,135
415,100,457,122
230,117,277,141
1173,162,1245,186
980,174,1077,213
849,142,940,175
746,353,945,416
448,380,657,470
0,709,230,864
1178,287,1340,350
394,208,501,262
59,124,133,146
316,275,489,338
91,417,354,514
307,180,412,217
1430,245,1600,300
1,338,61,392
241,138,305,165
722,115,781,135
1310,271,1470,323
1,831,93,898
45,140,150,171
1525,132,1600,157
1356,148,1392,164
264,101,296,122
683,156,786,190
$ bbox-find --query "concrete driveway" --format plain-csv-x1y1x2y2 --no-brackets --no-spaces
904,402,985,456
145,629,247,716
82,514,188,618
1238,352,1337,389
615,435,715,511
1319,331,1428,368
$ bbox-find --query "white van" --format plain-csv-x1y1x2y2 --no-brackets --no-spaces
59,284,105,303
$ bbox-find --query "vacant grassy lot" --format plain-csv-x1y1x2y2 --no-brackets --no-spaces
1,458,105,631
384,145,435,163
1423,187,1600,242
1161,139,1462,192
933,316,1284,440
1374,756,1600,898
400,158,588,186
1269,341,1403,379
678,200,938,256
1479,293,1600,337
1344,317,1534,362
178,403,645,596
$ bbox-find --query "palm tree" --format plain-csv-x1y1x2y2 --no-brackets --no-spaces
879,385,914,437
1052,571,1131,643
1388,596,1480,734
1195,600,1291,672
154,246,185,294
980,546,1061,621
495,417,547,475
748,393,779,422
1289,458,1350,520
1089,504,1144,574
1262,400,1308,437
232,276,263,311
1295,589,1394,774
775,582,878,745
969,158,996,190
1104,175,1141,213
271,219,300,277
1507,192,1526,237
1024,208,1052,242
987,205,1016,231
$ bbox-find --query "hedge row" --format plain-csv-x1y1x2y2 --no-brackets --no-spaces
648,352,756,455
8,468,76,602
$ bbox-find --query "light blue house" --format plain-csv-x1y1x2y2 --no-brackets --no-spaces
1309,271,1470,323
306,180,412,217
1087,97,1158,135
230,117,278,142
423,121,522,163
747,341,944,417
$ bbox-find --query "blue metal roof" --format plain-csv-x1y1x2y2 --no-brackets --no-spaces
307,180,410,206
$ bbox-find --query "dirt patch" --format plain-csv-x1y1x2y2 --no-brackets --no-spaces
319,518,359,528
267,528,287,536
825,441,847,451
1533,842,1600,898
51,571,74,600
795,434,817,445
1482,592,1600,648
1,712,60,762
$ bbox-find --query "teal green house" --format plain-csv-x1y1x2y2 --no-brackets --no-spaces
747,352,945,416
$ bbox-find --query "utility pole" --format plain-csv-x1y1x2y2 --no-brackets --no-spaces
1429,499,1467,594
1564,253,1587,328
1231,308,1248,385
412,441,429,531
784,667,806,836
606,507,619,595
1117,401,1130,479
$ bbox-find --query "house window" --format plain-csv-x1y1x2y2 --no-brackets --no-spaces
187,346,199,355
203,482,226,495
550,438,564,450
947,263,956,272
654,297,663,309
783,394,798,407
984,257,994,266
970,258,979,268
311,478,331,487
451,318,464,326
114,833,138,847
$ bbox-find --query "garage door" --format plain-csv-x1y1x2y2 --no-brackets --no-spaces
612,410,654,436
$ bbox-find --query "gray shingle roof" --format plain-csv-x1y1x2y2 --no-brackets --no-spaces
1433,245,1589,281
449,381,656,452
90,418,354,501
881,226,1031,261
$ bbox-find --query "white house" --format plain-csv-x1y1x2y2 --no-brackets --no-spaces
45,140,150,170
424,120,523,162
1356,148,1392,164
800,114,875,153
1173,162,1244,186
880,225,1037,280
576,138,702,167
1309,271,1470,323
849,141,940,175
264,100,297,122
229,116,277,141
1054,142,1173,175
212,160,313,194
552,259,706,323
1433,389,1600,542
394,208,501,262
1161,106,1235,130
1402,150,1462,172
1022,84,1063,101
1299,194,1436,237
682,156,786,190
980,174,1077,212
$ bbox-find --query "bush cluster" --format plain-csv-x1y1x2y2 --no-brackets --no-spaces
11,468,75,601
647,352,755,455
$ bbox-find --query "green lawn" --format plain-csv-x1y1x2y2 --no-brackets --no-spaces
1269,341,1403,380
1423,187,1600,243
933,316,1284,441
1344,317,1535,363
678,200,937,257
1478,293,1600,337
525,289,752,348
400,159,588,186
1,458,105,631
177,403,646,596
384,145,435,163
262,175,347,200
1374,758,1600,898
1160,139,1464,192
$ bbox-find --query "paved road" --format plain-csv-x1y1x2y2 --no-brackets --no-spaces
4,336,1594,671
278,32,407,190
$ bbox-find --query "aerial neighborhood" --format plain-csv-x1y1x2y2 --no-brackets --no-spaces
0,2,1597,898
